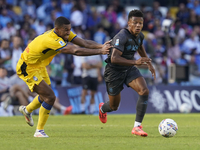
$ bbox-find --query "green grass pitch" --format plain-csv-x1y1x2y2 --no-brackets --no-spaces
0,113,200,150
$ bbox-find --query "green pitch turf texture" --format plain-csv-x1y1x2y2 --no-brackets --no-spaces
0,113,199,150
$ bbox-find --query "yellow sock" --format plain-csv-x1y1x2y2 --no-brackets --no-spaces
26,95,42,113
37,102,52,130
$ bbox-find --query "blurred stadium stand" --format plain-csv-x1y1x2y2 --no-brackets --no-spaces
0,0,200,116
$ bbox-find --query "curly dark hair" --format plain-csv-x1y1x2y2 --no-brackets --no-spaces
128,9,144,20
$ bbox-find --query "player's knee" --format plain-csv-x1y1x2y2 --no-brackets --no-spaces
49,94,56,102
46,93,56,104
138,88,149,96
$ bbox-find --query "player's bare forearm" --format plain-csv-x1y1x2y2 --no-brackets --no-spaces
72,37,102,49
75,48,103,56
111,48,140,66
64,47,101,56
138,45,155,75
138,45,157,79
111,55,137,66
84,40,112,49
138,45,154,66
72,37,112,49
84,40,103,49
60,44,110,56
137,45,148,57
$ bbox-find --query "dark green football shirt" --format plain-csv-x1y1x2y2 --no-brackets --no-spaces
105,28,144,70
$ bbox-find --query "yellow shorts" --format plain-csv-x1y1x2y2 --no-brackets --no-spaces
16,58,51,92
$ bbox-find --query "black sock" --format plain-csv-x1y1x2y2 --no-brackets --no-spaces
135,95,148,122
101,101,113,113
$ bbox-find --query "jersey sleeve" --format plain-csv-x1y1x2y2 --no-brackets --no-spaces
46,38,67,52
140,32,145,46
112,32,127,52
68,31,77,42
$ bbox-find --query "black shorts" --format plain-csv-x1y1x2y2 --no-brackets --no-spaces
104,65,142,96
82,76,98,91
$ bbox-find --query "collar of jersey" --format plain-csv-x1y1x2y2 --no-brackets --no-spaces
53,29,68,42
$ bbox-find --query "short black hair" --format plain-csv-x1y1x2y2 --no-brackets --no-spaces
54,16,70,28
128,9,144,20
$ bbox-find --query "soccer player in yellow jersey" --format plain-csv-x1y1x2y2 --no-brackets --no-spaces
17,16,111,137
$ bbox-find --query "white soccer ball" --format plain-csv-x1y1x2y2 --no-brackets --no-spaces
158,118,178,138
179,103,192,113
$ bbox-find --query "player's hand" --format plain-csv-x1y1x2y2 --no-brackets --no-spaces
135,57,152,65
101,44,112,54
147,63,156,80
103,40,112,47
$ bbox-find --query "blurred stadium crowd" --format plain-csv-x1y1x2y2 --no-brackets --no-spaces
1,0,200,93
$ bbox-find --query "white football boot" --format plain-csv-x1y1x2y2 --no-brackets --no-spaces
19,106,34,126
34,130,49,138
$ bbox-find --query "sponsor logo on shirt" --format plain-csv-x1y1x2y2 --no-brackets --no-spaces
115,39,119,46
25,47,29,53
59,41,65,46
132,45,139,51
126,45,132,50
127,45,139,51
138,39,141,45
33,76,38,81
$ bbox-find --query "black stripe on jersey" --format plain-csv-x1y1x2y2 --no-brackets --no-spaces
70,35,77,42
55,44,67,51
21,62,28,77
42,49,51,54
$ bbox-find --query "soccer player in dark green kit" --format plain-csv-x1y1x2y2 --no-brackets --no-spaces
99,9,156,137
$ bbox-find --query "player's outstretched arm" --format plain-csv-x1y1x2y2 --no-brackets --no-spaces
60,44,111,56
72,37,112,49
111,48,151,66
72,37,102,49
